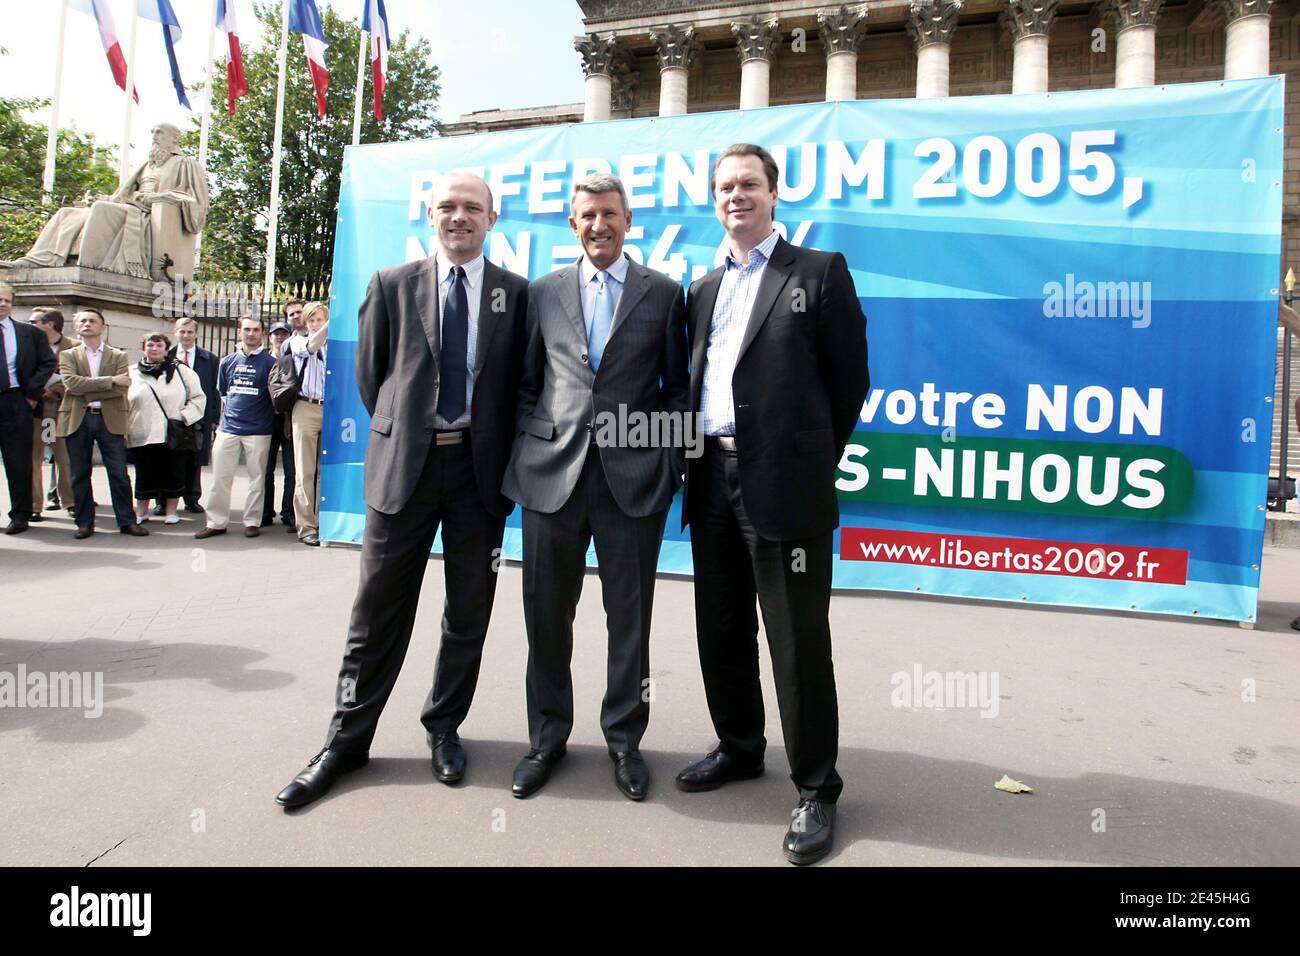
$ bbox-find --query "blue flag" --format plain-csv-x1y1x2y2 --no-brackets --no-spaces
141,0,190,109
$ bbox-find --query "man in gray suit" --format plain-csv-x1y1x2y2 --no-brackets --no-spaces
503,174,690,801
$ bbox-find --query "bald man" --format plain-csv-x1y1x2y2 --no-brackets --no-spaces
276,172,529,808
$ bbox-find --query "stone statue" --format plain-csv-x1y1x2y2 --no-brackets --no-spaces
4,123,209,281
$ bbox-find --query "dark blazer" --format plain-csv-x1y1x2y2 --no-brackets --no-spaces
356,255,529,517
684,236,870,541
168,343,220,465
5,319,56,407
502,256,689,518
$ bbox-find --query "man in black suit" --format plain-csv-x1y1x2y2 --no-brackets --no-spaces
676,144,869,865
0,280,56,534
501,174,690,801
276,171,529,808
167,318,220,514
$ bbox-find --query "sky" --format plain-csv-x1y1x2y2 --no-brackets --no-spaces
0,0,586,169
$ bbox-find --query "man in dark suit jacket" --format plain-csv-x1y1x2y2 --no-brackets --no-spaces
676,144,869,865
276,171,529,809
0,281,56,534
167,318,220,514
501,174,690,801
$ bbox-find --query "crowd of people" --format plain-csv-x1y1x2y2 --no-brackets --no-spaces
0,281,329,547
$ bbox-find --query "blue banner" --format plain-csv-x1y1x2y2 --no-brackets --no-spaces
323,77,1284,623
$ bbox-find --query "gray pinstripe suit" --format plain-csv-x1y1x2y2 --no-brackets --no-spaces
503,255,689,753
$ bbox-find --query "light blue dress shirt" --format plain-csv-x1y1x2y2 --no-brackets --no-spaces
699,229,781,436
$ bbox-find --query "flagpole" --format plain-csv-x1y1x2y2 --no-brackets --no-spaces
265,0,292,302
195,0,221,271
118,0,141,186
351,25,367,146
42,0,71,199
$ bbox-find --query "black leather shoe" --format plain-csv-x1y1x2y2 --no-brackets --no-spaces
512,747,565,798
27,514,44,523
612,751,649,801
151,502,165,516
675,748,764,793
4,520,29,535
301,532,320,546
275,749,370,809
783,799,836,866
74,526,94,540
119,523,149,536
430,732,466,783
183,500,204,514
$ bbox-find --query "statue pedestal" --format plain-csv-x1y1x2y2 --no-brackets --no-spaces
0,265,179,354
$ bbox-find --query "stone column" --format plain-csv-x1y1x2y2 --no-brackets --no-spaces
908,1,962,99
818,5,869,101
1211,0,1273,80
650,24,698,117
1110,0,1162,88
1003,0,1059,94
575,33,617,122
733,15,780,109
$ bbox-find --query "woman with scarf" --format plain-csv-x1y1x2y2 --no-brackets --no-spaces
127,333,206,524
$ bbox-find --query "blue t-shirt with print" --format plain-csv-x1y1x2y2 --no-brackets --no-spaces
216,349,276,436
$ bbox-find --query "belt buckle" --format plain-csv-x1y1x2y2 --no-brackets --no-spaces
435,430,463,446
717,435,737,452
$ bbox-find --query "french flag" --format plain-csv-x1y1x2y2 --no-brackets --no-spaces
289,0,330,119
216,0,248,116
70,0,138,104
140,0,190,110
361,0,390,121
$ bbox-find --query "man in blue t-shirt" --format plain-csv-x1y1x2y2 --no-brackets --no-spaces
196,315,277,539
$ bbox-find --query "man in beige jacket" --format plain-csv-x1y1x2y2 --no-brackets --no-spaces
58,308,147,539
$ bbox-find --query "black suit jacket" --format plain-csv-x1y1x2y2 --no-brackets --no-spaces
169,344,220,462
356,255,529,517
6,319,56,407
684,236,870,540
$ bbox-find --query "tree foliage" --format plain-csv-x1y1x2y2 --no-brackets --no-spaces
188,1,441,288
0,88,118,261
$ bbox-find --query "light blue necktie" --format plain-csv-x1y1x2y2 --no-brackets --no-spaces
588,270,614,372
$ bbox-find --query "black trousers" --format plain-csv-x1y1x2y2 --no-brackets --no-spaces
261,417,295,524
689,444,843,803
0,390,35,522
66,411,136,530
324,437,505,756
521,452,668,755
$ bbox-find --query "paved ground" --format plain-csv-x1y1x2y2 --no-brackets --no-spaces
2,466,1300,867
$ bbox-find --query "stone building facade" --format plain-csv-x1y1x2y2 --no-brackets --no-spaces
442,0,1300,480
445,0,1297,263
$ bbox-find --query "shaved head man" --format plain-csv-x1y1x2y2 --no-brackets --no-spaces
276,171,530,808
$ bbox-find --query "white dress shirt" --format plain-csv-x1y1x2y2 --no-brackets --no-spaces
289,331,327,401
